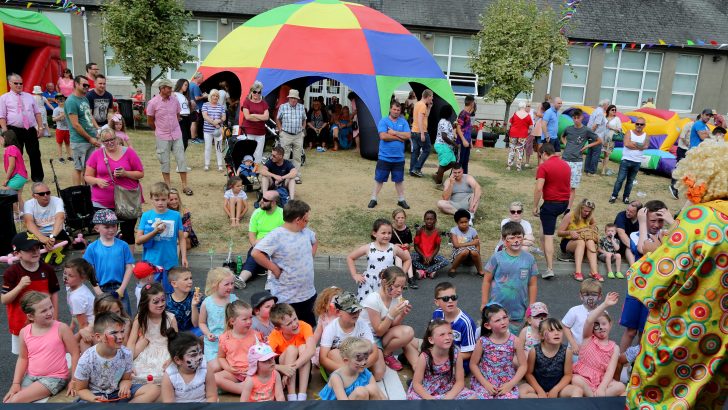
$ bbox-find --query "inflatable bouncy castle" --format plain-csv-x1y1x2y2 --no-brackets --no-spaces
0,9,66,93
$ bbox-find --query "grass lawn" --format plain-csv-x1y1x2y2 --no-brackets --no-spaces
32,129,682,255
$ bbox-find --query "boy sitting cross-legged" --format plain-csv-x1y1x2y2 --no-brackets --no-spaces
267,303,316,401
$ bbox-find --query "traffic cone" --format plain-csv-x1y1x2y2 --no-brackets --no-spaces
474,123,484,147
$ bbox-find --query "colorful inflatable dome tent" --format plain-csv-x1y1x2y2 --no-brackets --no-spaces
196,0,458,160
0,9,66,92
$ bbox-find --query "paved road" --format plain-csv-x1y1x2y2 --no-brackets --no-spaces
0,253,628,388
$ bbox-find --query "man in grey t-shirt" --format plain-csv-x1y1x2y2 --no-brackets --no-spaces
584,99,608,175
561,108,601,210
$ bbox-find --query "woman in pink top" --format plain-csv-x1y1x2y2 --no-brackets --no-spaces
4,291,79,403
2,130,29,210
507,101,533,171
56,69,74,98
84,128,144,246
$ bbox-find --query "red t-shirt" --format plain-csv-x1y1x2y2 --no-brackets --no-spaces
414,228,441,258
242,98,270,136
509,113,533,138
536,156,571,201
2,262,60,335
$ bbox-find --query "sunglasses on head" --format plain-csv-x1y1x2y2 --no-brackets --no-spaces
33,191,51,196
510,209,523,214
437,295,458,302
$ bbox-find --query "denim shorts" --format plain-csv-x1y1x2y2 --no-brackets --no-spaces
540,201,568,235
374,160,405,183
619,295,649,331
22,374,68,395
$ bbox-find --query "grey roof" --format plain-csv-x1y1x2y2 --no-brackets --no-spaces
30,0,728,47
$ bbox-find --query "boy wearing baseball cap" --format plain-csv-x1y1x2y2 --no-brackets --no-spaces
83,209,135,314
318,292,385,380
2,232,60,354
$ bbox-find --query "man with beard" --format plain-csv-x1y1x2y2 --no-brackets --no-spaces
613,200,642,265
234,190,282,289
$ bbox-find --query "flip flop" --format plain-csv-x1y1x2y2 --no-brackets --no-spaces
183,187,194,196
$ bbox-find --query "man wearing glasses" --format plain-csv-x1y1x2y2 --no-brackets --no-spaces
609,117,650,204
0,73,45,182
22,182,69,250
65,75,101,186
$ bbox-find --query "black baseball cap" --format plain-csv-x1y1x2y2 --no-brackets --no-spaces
12,232,42,252
250,291,277,310
701,108,714,116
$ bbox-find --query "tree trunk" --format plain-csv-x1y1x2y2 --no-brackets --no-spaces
503,100,512,148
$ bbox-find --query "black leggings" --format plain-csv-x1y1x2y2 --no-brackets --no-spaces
179,115,191,151
289,293,317,327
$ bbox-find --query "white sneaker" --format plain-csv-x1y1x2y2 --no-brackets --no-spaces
541,269,555,279
218,166,223,172
204,166,209,171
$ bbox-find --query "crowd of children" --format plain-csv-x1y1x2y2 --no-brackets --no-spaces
1,195,634,403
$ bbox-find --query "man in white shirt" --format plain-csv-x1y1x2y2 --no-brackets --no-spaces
23,182,68,250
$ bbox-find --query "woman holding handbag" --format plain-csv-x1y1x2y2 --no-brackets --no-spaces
84,128,144,249
201,89,226,172
601,104,622,175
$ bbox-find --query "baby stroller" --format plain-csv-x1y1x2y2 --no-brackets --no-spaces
49,159,94,235
224,126,262,192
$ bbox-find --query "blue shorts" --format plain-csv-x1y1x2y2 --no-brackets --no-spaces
541,137,561,152
77,383,144,403
540,201,568,235
374,160,404,183
619,295,648,331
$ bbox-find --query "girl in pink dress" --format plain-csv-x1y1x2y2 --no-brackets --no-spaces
469,304,527,399
408,319,476,400
572,291,625,397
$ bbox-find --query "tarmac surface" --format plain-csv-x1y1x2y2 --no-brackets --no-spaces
0,252,629,389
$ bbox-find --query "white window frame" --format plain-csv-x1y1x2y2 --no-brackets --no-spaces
560,46,591,105
600,50,663,110
669,54,701,113
104,48,130,80
41,12,74,73
433,35,478,95
170,19,219,81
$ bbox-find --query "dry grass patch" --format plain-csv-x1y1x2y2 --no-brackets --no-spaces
32,130,680,255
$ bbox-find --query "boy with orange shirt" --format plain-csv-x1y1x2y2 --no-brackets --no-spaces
267,303,316,401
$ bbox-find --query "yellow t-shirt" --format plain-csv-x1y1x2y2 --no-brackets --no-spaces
411,100,428,133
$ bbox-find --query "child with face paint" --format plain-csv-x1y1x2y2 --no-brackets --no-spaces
78,293,132,353
319,337,385,400
520,318,583,398
73,311,159,402
561,278,603,355
127,283,178,385
4,292,79,403
215,300,262,395
407,319,476,400
469,304,527,399
481,222,539,331
161,331,218,403
517,302,549,355
240,343,285,402
572,292,625,397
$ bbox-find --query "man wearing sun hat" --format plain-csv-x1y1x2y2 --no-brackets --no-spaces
147,78,192,196
276,89,307,184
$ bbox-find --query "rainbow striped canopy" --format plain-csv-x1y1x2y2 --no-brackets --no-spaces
197,0,457,122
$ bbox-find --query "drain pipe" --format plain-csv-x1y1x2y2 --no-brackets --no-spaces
82,7,90,65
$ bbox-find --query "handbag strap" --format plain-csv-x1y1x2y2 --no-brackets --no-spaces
101,147,116,185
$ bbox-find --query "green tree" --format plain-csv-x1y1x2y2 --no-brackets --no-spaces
469,0,568,126
100,0,196,100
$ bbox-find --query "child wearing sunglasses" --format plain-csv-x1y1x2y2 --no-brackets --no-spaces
495,201,540,254
431,282,477,365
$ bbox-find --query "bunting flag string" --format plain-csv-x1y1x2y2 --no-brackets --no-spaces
567,39,728,51
558,0,583,34
2,0,84,15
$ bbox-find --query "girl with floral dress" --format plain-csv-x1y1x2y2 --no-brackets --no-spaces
127,283,178,385
407,319,476,400
347,218,410,302
469,304,526,399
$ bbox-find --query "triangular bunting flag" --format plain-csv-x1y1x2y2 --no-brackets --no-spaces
658,39,666,45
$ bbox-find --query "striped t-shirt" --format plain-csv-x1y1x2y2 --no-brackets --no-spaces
202,102,225,133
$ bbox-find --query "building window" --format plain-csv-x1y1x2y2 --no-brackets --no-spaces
41,12,73,72
170,19,218,80
433,35,477,95
560,47,591,105
669,55,701,112
599,50,662,109
104,48,127,78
